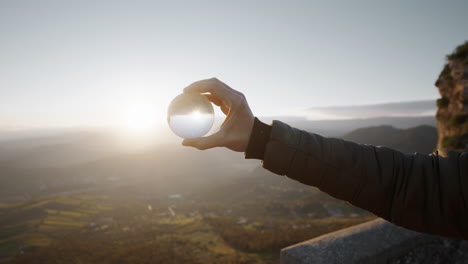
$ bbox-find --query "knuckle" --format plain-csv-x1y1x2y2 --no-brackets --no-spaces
193,80,204,86
217,130,227,138
233,94,245,105
197,145,206,150
231,99,241,108
195,143,205,150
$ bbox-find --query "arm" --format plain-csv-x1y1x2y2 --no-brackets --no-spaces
181,78,468,239
246,118,468,239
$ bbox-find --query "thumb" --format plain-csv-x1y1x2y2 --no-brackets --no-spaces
182,133,223,150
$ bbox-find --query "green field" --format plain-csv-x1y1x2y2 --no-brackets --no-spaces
0,194,113,262
1,188,373,264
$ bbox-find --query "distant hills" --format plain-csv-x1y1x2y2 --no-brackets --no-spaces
271,115,436,138
302,99,436,120
0,114,436,169
342,125,438,154
0,132,129,168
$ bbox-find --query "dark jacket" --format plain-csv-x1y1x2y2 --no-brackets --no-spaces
245,119,468,239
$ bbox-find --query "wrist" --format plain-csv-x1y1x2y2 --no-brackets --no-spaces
244,117,271,159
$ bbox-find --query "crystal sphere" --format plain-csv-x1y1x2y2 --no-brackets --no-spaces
167,93,214,138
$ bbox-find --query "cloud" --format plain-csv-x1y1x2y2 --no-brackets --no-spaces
301,99,436,120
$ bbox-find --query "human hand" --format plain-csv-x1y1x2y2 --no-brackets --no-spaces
182,78,255,152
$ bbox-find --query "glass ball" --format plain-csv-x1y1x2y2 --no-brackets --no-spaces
167,93,214,139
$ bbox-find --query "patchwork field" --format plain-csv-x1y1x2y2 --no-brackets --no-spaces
1,180,373,264
0,195,113,262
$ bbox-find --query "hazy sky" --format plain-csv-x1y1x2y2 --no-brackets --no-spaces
1,0,467,128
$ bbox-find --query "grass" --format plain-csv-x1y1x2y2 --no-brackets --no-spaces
23,233,52,247
437,64,455,88
38,225,71,231
0,240,18,257
95,204,113,211
436,97,449,108
55,197,82,205
447,41,468,65
77,208,99,214
0,194,114,260
441,134,468,149
57,210,82,217
0,202,23,209
157,215,196,225
22,201,53,210
45,209,58,215
440,63,451,78
42,219,85,227
0,225,30,241
449,114,468,127
45,215,78,222
2,185,373,264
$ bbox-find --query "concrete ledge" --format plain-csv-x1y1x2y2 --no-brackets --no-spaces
281,218,426,264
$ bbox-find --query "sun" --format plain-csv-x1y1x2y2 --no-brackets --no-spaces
124,104,159,133
190,110,202,120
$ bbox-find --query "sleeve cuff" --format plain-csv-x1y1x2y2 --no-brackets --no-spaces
244,117,272,160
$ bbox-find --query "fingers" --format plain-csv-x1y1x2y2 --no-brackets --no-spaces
184,78,247,110
183,78,219,93
203,94,221,106
183,78,231,100
182,133,224,150
204,94,229,115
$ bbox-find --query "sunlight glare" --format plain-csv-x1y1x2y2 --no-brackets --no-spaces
124,104,159,133
190,110,202,120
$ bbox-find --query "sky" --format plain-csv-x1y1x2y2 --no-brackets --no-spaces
0,0,467,129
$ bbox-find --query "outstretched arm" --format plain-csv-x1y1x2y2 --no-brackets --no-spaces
246,118,468,239
182,78,468,239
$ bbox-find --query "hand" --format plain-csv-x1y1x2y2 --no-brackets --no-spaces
182,78,255,152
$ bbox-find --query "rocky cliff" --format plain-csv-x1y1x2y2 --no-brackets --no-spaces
435,41,468,151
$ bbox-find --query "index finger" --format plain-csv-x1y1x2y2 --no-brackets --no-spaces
183,78,229,98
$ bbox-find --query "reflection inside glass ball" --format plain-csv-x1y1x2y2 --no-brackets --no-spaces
167,93,214,138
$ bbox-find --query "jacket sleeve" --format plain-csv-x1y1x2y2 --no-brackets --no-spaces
261,120,468,239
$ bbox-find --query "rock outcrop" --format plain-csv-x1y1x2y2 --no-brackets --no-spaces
281,219,468,264
435,41,468,151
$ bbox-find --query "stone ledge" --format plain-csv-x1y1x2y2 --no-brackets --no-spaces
280,218,427,264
